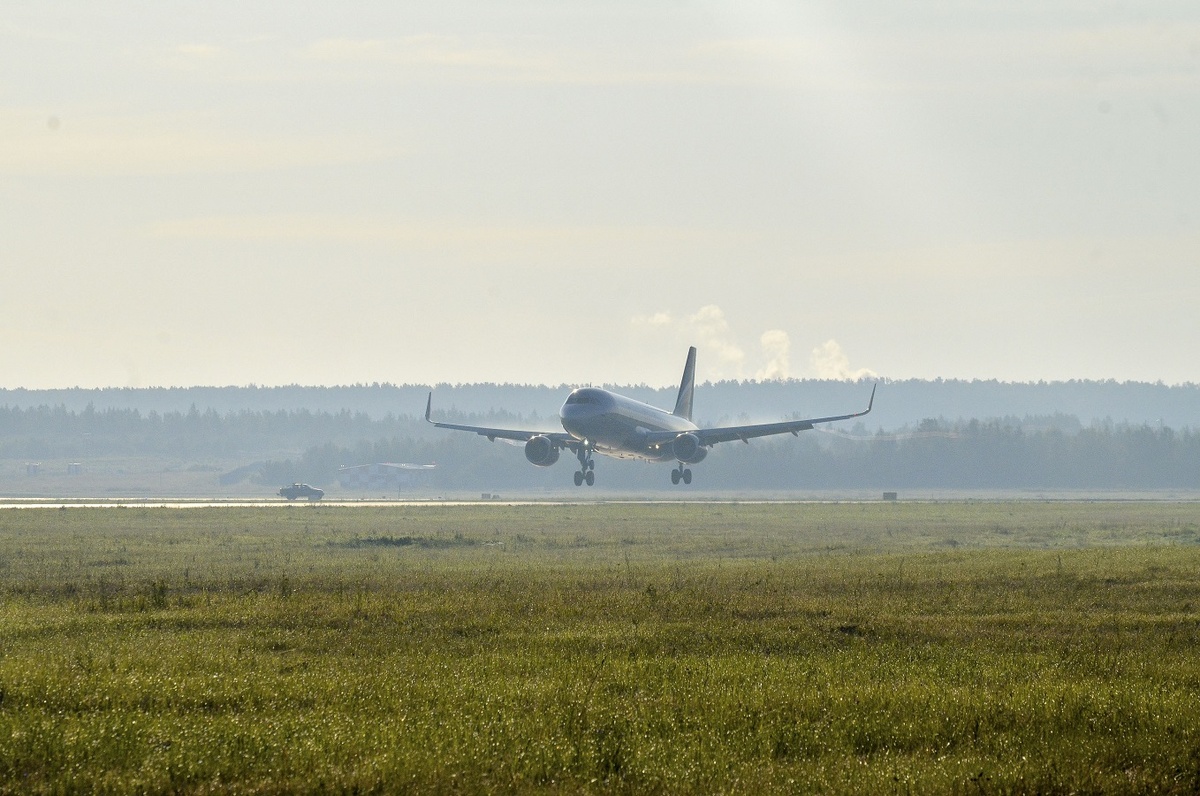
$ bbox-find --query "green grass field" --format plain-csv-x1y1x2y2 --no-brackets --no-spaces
1,502,1199,793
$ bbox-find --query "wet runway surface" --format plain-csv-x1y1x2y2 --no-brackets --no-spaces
0,497,888,509
0,499,553,509
2,492,1196,509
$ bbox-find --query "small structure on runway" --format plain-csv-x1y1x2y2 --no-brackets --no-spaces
337,463,436,491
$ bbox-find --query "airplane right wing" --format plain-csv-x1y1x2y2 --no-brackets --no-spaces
687,383,876,447
424,393,577,447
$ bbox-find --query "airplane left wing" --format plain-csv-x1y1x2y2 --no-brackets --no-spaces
676,383,876,447
424,393,576,447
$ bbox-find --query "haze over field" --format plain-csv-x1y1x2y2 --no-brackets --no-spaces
4,2,1198,389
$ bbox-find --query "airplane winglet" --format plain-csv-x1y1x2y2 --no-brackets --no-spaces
425,392,432,423
868,383,877,413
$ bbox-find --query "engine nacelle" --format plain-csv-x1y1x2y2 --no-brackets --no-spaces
524,435,560,467
671,432,708,464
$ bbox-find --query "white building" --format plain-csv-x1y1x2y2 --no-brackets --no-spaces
337,462,436,491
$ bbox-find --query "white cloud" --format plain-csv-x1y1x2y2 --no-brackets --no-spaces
756,330,791,380
633,306,802,381
633,308,876,382
810,339,875,381
646,312,672,327
685,305,745,376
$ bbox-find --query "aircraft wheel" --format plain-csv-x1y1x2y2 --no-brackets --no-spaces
573,471,584,486
682,469,692,485
585,470,595,486
671,469,681,485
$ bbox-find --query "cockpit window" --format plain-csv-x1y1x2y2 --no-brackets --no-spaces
566,390,600,405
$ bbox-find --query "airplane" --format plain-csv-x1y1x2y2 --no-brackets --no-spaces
425,347,875,487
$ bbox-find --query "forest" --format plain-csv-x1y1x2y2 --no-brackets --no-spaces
252,416,1200,491
0,399,1196,491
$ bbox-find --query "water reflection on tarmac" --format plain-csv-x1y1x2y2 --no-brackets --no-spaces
2,491,1196,508
0,496,882,509
0,499,554,509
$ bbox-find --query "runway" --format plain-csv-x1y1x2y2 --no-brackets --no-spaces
1,490,1198,508
0,499,556,509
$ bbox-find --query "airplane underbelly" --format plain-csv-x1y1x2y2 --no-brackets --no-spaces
594,442,675,462
597,428,678,463
563,405,692,463
566,417,649,460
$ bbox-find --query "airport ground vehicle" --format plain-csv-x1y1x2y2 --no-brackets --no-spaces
278,483,324,500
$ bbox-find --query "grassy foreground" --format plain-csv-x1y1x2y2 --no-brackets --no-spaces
1,501,1199,793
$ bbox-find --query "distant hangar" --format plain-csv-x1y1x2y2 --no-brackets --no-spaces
337,462,436,491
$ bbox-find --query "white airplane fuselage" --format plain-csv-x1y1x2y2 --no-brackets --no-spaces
559,388,696,462
425,346,873,486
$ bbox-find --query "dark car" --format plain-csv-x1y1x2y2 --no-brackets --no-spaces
278,483,324,501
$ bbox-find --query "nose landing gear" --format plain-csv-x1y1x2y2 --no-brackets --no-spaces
671,464,692,485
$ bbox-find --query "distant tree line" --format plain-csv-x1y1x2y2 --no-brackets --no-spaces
0,404,424,459
4,378,1200,430
257,417,1200,491
2,403,1197,491
779,419,1200,491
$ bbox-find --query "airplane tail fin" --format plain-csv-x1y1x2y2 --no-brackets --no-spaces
672,347,697,420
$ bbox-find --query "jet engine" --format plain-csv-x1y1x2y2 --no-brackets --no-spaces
524,435,560,467
671,432,708,464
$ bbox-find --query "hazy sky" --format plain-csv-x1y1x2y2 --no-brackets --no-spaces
4,2,1198,389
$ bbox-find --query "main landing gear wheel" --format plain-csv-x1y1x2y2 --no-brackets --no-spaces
671,465,692,485
574,445,596,486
